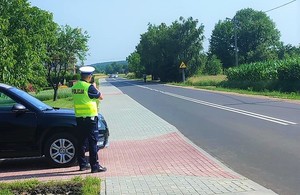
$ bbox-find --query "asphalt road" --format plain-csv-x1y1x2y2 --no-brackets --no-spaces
107,78,300,195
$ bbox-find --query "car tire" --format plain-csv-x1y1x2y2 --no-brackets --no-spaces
44,133,77,167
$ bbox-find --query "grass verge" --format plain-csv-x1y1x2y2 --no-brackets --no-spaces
0,176,100,195
169,75,300,101
44,96,74,108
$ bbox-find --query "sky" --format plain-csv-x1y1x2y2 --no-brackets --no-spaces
28,0,300,65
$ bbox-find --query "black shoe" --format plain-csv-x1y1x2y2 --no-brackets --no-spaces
79,164,91,171
91,166,107,173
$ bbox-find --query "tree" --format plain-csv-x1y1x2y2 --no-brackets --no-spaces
203,55,222,75
104,62,127,74
104,64,113,75
277,44,300,59
121,63,129,74
210,8,281,68
209,20,234,69
135,17,204,82
136,23,164,80
45,25,89,101
127,51,143,77
0,0,57,90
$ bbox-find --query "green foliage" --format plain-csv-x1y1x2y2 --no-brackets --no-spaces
64,71,77,82
0,177,100,195
135,16,204,82
44,97,74,108
236,8,280,63
225,57,300,92
125,72,136,79
203,55,223,75
45,25,89,101
185,75,226,86
226,61,278,81
104,62,128,74
209,20,234,68
170,75,300,100
72,73,81,80
277,58,300,81
73,176,101,195
91,60,128,73
277,44,300,59
210,8,281,68
127,52,143,77
0,0,91,96
0,0,57,90
33,88,72,101
0,179,82,194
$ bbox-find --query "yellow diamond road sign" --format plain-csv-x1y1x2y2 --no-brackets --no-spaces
179,62,187,69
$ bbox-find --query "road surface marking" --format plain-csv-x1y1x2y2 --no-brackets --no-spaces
124,81,297,126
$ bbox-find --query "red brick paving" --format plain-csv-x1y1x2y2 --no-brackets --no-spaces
0,132,239,183
100,132,239,179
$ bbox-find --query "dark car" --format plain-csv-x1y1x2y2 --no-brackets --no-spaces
0,83,109,167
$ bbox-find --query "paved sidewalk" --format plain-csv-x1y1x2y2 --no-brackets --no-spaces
98,79,277,195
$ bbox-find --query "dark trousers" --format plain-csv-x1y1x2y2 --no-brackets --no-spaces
76,117,100,170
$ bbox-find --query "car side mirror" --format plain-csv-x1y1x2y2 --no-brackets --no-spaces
12,103,28,113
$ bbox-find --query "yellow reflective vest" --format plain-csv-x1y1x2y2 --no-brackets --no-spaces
72,81,98,117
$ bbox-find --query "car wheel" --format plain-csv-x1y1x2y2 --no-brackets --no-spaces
45,133,77,167
98,132,109,150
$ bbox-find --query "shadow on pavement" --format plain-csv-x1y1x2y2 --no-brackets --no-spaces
0,157,84,182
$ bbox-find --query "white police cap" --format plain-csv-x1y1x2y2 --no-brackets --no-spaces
79,66,95,75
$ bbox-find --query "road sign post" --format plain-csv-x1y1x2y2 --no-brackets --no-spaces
182,69,186,82
179,62,187,82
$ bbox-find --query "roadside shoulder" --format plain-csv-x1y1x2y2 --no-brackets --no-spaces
165,84,300,105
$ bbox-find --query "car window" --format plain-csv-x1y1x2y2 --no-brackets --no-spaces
10,88,53,111
0,92,16,111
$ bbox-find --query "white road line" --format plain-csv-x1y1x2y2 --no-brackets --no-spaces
125,82,297,126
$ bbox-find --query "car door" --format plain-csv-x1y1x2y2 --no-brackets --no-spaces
0,91,38,158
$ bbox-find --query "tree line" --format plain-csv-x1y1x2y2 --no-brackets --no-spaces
127,8,300,82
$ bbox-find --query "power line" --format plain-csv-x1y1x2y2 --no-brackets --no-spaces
264,0,297,13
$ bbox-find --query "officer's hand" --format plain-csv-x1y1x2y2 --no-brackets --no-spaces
99,94,103,100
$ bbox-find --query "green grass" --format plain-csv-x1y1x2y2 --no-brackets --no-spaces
194,86,300,100
32,88,72,101
0,176,100,195
169,74,300,101
75,176,101,195
44,96,74,108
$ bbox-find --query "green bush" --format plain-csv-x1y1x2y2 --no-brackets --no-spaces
220,80,278,91
277,58,300,81
226,60,280,81
184,75,226,87
125,72,136,79
0,176,100,195
225,57,300,92
203,55,223,75
72,73,81,80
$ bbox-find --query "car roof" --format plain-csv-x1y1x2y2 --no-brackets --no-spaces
0,83,13,89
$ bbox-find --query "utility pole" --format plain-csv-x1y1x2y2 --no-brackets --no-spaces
226,17,238,66
233,17,238,66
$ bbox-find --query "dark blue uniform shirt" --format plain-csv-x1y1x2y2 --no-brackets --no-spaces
81,80,101,99
88,85,101,99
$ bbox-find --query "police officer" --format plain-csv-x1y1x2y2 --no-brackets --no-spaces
72,66,107,173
